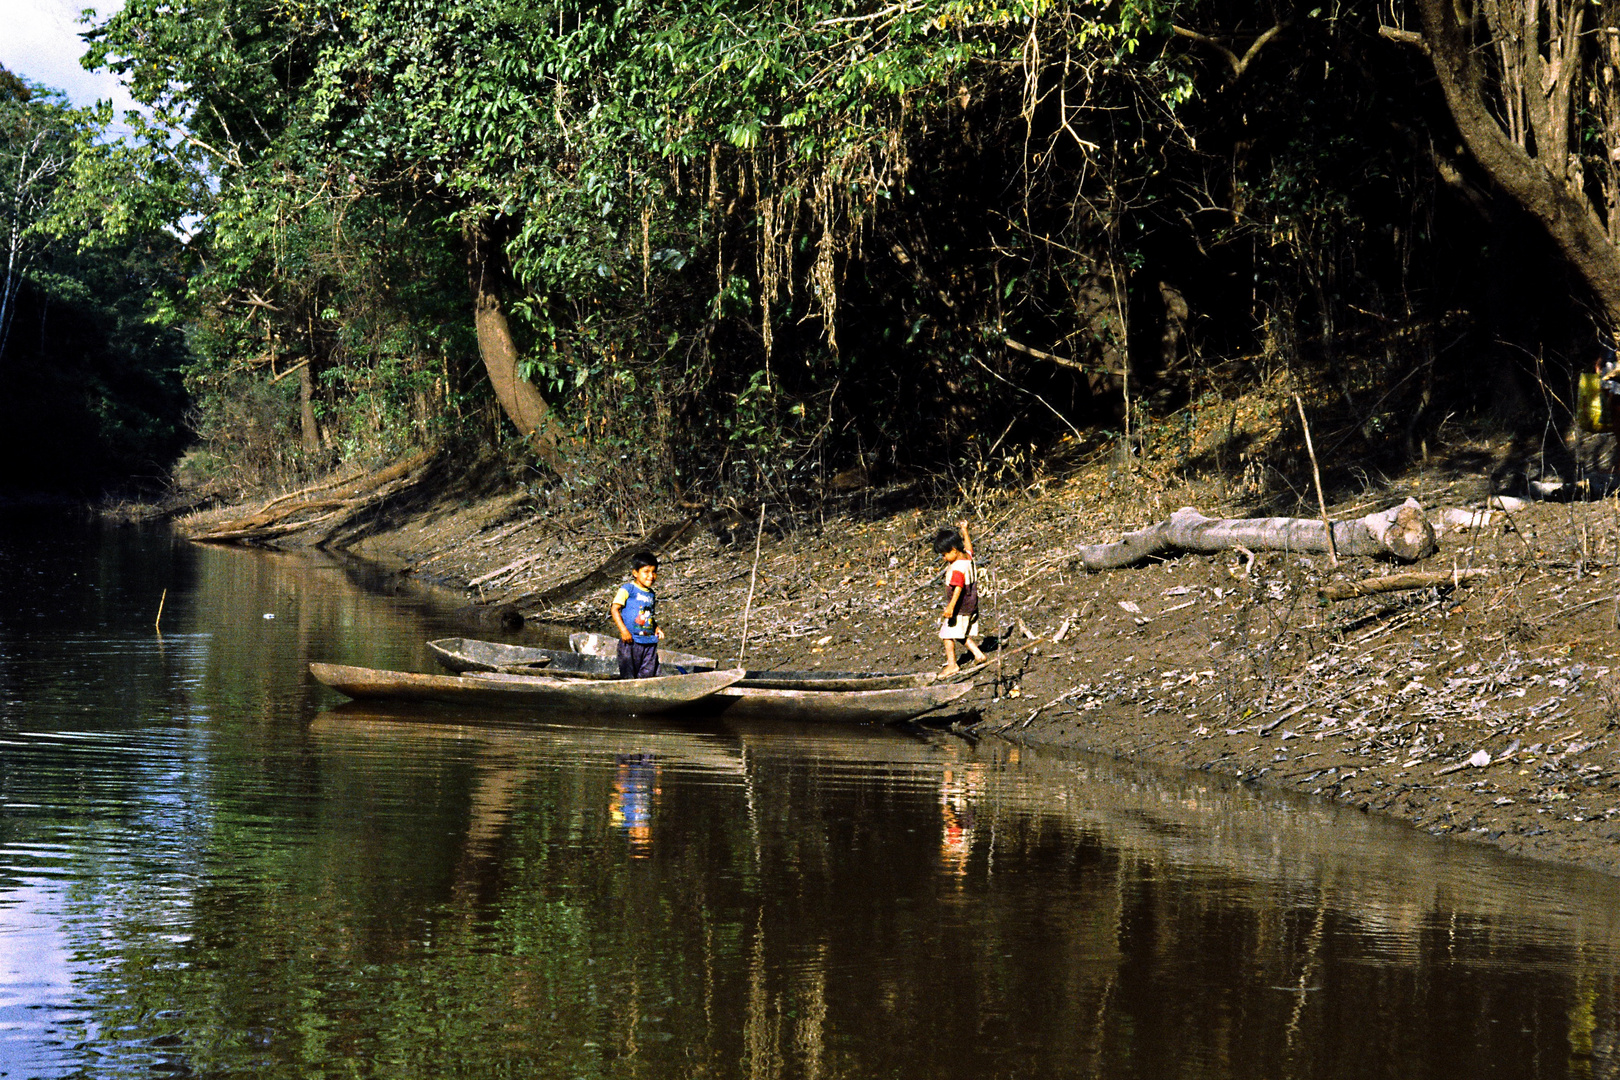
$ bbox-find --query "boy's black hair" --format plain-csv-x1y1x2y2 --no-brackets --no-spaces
932,528,965,555
630,550,659,570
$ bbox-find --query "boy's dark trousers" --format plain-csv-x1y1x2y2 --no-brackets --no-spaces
618,639,660,679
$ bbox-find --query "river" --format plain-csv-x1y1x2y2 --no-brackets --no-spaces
2,509,1619,1078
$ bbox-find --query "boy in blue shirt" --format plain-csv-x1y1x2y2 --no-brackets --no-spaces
611,551,664,678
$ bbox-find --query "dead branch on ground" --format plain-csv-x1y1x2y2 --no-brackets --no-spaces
1074,498,1437,570
1318,568,1491,601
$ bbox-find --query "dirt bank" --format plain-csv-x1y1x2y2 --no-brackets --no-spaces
198,448,1620,878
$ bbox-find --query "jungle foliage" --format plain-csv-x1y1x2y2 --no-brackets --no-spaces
27,0,1620,503
0,69,191,494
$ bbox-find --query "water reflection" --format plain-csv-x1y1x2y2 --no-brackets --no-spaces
611,753,659,856
3,512,1620,1079
939,763,981,877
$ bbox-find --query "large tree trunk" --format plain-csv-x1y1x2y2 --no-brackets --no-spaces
1409,0,1620,327
298,359,320,455
464,215,562,467
1075,499,1437,570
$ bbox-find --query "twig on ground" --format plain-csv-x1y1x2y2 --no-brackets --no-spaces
1537,593,1618,627
1295,393,1337,566
950,638,1045,681
1020,685,1088,728
738,504,767,659
1318,569,1491,601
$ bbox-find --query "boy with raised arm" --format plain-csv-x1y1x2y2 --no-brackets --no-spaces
933,519,987,676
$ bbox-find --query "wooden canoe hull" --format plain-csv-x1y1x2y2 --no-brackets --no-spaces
310,662,744,712
686,681,976,724
438,637,938,691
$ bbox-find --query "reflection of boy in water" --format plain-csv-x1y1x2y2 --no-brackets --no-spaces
938,765,981,877
610,753,658,857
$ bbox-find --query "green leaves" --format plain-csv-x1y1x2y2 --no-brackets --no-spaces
72,0,1207,487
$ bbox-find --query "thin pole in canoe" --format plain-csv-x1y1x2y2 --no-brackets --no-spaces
739,504,766,660
155,588,167,634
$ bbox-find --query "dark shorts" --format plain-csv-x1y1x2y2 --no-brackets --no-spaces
618,639,660,679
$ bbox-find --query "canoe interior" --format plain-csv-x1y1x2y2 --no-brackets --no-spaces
432,637,934,690
431,638,622,678
568,632,718,669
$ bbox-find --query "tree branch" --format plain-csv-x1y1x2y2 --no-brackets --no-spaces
1003,336,1120,375
1377,25,1427,51
1173,23,1287,79
1411,0,1620,325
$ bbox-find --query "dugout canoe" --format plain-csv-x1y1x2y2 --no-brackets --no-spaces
435,637,939,691
309,662,744,712
687,680,976,724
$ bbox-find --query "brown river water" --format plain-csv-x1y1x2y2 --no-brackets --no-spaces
3,509,1620,1079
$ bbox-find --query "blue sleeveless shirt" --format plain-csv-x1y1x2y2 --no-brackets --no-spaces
613,581,659,644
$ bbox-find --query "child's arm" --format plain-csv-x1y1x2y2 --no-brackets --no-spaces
956,519,974,558
943,584,964,620
611,598,633,642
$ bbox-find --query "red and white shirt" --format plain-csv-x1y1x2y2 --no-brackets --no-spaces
944,558,978,616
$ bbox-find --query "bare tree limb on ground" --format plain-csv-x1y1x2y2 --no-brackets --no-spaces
1318,568,1490,601
1074,498,1437,570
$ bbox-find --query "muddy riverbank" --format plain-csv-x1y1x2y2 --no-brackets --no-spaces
178,447,1620,877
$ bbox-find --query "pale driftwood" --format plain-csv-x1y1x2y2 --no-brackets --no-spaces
1318,568,1490,601
469,551,547,588
1075,498,1437,570
945,638,1044,682
1431,507,1503,532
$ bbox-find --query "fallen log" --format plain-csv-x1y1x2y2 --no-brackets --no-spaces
1074,498,1437,570
184,447,440,546
1317,568,1490,601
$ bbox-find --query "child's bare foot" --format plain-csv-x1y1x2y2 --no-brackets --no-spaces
940,662,960,676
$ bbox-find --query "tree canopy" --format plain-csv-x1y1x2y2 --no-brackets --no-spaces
9,0,1618,500
0,68,190,494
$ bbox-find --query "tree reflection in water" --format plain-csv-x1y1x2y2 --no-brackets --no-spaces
4,524,1620,1079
